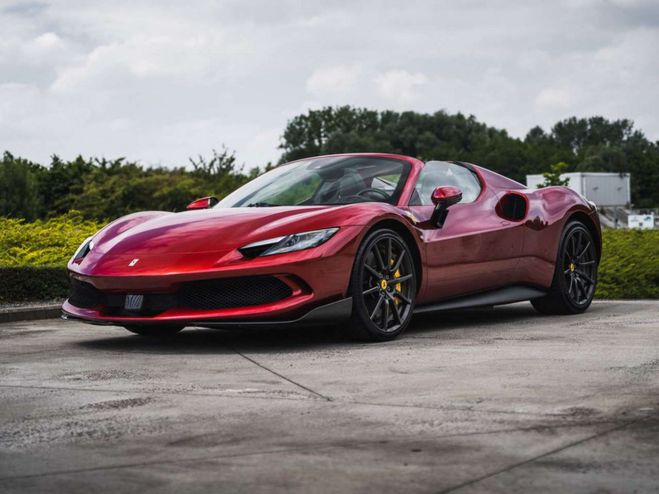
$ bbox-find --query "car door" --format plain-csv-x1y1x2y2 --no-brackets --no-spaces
405,161,524,303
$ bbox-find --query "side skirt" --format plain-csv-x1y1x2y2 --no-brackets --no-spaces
413,285,547,314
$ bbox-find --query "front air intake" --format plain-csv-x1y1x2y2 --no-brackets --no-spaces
68,276,293,315
177,276,293,310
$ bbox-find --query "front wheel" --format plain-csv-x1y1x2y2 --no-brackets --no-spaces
123,325,184,337
532,221,598,315
348,229,417,341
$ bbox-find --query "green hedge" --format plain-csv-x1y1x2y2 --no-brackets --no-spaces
597,229,659,299
0,213,101,302
0,267,69,302
0,212,103,267
0,215,658,302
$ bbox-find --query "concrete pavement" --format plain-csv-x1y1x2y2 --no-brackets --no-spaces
1,301,658,493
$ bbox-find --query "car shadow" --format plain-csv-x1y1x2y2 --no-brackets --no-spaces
408,304,537,334
73,302,571,355
76,323,348,355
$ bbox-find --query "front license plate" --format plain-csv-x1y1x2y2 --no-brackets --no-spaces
124,294,144,310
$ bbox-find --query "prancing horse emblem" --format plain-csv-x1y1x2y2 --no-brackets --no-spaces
128,258,139,267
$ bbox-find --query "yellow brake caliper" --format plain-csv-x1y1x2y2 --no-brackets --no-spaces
390,258,402,305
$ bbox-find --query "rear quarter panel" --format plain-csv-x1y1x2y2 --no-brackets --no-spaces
518,186,599,288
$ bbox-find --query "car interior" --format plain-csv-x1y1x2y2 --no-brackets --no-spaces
409,161,482,206
227,157,481,207
293,157,410,205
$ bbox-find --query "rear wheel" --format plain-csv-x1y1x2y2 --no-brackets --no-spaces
532,221,598,315
348,229,416,341
123,325,184,337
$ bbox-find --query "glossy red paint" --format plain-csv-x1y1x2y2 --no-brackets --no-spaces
186,196,218,210
63,153,600,327
430,186,462,205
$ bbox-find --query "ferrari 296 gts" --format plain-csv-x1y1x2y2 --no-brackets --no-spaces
63,154,601,341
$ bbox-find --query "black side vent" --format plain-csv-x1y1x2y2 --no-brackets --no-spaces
496,193,527,221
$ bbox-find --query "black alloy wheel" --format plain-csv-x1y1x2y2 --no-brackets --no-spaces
562,225,597,306
532,221,598,315
349,229,416,341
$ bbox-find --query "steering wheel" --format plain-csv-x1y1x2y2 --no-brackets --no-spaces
356,188,390,201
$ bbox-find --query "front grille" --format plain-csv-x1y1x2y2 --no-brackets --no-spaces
68,276,293,316
178,276,293,310
69,279,102,309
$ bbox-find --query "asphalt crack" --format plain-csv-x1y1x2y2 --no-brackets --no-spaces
436,416,651,493
231,348,332,401
0,445,331,482
0,383,318,403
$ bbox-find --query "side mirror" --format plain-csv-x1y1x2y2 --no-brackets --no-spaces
186,196,219,210
430,186,462,228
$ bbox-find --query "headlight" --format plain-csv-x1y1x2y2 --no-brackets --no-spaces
71,236,94,261
239,228,339,258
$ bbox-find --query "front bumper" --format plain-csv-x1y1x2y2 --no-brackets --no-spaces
62,273,318,324
62,297,353,329
62,227,362,327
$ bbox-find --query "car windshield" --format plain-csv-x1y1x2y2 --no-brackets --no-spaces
216,156,411,207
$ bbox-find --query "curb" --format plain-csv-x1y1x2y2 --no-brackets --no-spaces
0,305,62,324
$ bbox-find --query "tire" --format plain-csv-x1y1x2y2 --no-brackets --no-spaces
531,221,598,315
347,229,417,341
123,325,184,337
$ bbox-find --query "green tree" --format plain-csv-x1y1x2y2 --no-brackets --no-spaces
540,162,571,187
0,147,257,221
278,107,659,206
0,152,42,220
41,155,96,216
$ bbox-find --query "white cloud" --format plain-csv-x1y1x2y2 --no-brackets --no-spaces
306,65,361,95
32,32,60,50
535,87,574,109
374,69,428,103
0,0,657,168
50,28,233,92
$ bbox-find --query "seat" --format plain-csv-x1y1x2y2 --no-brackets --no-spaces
319,170,365,203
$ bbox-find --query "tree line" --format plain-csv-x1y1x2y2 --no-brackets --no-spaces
0,147,260,221
281,108,659,208
2,107,658,221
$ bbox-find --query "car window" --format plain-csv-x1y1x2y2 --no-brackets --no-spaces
218,156,410,207
261,173,322,205
409,161,482,206
370,174,399,192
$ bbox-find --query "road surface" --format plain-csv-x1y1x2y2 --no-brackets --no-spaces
1,301,658,493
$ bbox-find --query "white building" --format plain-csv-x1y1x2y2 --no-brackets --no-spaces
526,172,631,207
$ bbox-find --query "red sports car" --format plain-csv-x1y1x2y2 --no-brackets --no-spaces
63,153,601,341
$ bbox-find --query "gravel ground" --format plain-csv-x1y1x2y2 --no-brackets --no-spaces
0,300,658,493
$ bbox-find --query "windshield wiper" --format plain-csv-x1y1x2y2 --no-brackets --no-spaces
246,202,274,207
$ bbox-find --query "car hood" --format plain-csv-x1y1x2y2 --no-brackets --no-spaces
91,205,366,256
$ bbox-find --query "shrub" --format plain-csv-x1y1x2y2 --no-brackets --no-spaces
597,229,659,299
0,212,103,267
0,213,103,302
0,267,69,302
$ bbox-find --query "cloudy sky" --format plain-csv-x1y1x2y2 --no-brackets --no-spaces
1,0,658,168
